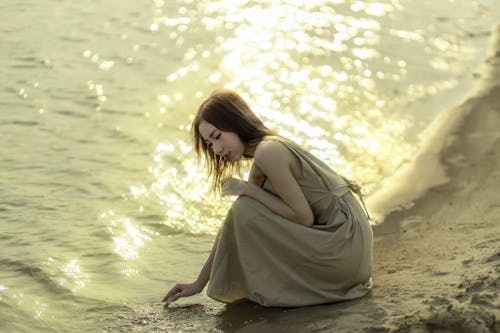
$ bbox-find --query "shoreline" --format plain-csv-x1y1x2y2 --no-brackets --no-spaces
367,22,500,224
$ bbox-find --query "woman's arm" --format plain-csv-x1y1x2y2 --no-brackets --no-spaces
162,232,219,304
222,141,314,226
248,163,266,187
194,232,218,287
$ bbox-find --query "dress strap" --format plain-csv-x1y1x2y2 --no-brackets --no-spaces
341,176,372,221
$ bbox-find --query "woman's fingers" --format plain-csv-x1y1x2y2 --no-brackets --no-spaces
162,284,182,302
162,281,201,305
166,289,186,303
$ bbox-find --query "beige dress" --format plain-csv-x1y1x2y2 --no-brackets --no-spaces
207,136,373,307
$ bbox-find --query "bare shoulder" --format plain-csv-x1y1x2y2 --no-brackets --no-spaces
254,139,290,166
254,139,304,179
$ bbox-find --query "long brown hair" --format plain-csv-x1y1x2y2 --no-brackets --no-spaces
192,88,277,192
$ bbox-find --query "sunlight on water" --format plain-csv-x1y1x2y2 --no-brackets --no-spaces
59,259,89,293
157,0,418,184
148,142,234,235
144,0,416,235
101,210,157,260
91,0,485,239
33,299,48,320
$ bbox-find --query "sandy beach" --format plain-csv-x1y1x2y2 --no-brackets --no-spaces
153,23,500,333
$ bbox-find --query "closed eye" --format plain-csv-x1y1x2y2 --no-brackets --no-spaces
205,131,221,149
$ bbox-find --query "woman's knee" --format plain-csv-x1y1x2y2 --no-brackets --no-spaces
230,196,260,229
231,196,256,212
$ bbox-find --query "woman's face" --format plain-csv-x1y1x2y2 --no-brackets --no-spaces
198,120,246,161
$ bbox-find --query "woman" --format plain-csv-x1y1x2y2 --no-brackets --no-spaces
162,89,373,307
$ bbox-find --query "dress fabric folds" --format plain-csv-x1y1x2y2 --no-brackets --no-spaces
207,136,373,307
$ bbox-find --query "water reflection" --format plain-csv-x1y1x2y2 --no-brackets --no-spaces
60,259,89,293
155,0,418,190
101,0,481,238
33,299,48,319
101,210,156,260
148,142,233,235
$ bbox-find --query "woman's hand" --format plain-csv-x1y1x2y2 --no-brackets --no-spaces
221,177,248,196
162,281,203,305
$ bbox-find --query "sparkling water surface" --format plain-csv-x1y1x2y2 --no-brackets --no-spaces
1,0,499,331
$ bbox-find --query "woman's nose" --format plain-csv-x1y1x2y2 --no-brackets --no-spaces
212,142,223,155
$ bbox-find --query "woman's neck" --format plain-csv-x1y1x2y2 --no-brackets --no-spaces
244,135,272,157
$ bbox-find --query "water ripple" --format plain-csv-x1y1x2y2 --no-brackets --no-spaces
53,109,90,119
8,120,39,126
0,258,71,295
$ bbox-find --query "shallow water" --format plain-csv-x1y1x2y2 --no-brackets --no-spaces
1,0,500,331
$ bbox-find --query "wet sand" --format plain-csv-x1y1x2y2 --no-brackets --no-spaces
135,23,500,333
